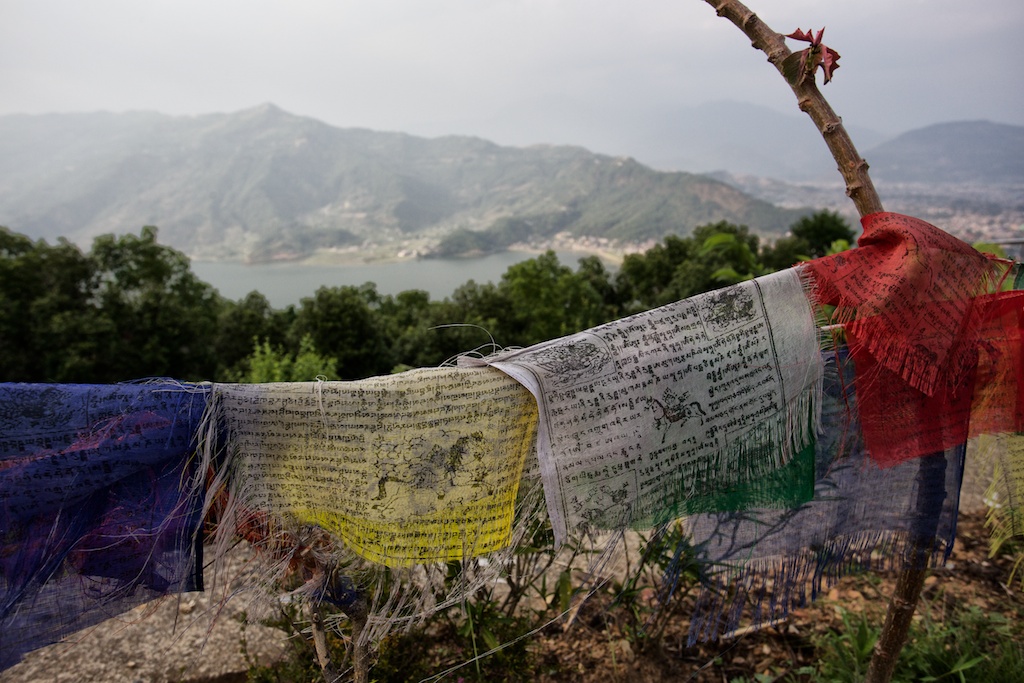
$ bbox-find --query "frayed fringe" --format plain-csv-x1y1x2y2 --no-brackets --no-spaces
800,254,1002,399
685,528,955,644
796,263,839,357
848,316,981,398
194,378,548,649
202,474,551,648
627,390,819,530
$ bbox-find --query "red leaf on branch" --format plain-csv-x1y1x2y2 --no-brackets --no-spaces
782,26,841,85
787,27,822,44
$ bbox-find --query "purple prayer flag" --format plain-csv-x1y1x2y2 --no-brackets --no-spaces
0,382,208,670
681,350,964,642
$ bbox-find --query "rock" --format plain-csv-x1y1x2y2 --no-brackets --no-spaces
0,545,287,683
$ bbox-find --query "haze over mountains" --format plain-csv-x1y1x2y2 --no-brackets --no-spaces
0,103,1020,262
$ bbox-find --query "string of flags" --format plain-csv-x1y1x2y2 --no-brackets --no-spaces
1,212,1021,669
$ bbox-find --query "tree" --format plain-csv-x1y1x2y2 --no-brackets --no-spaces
696,222,769,285
0,228,98,381
215,291,293,380
574,254,622,320
615,234,698,311
235,334,338,382
88,226,222,382
790,209,856,259
702,4,915,681
616,222,768,310
760,234,811,271
376,290,500,370
291,284,393,380
497,251,607,346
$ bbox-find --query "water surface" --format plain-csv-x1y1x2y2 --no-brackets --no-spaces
192,250,597,307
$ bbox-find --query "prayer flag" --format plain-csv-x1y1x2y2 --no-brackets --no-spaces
802,212,1004,467
207,366,538,567
467,268,823,546
0,382,207,670
803,211,997,396
684,351,965,642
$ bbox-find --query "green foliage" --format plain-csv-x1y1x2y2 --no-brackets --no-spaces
826,238,852,255
700,231,769,284
88,226,223,381
0,225,222,382
292,283,394,380
214,291,294,380
808,604,1024,683
973,241,1008,258
616,234,697,310
496,251,612,346
1,212,848,384
616,221,772,312
610,521,699,652
789,209,855,259
0,228,97,381
761,235,812,271
235,334,338,382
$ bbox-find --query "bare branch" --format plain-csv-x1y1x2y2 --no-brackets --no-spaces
702,0,883,218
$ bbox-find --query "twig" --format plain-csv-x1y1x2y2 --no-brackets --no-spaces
308,599,342,683
349,598,370,683
864,454,949,683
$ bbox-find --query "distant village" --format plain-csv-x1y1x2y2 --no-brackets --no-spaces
712,177,1024,259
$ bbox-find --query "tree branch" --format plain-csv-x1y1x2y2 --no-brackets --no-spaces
702,0,883,218
701,4,946,683
307,599,342,683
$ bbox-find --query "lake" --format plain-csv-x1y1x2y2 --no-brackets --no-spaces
192,250,602,307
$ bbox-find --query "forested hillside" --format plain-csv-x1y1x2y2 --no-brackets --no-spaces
0,211,851,383
866,120,1024,184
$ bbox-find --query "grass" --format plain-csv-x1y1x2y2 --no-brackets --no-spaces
801,603,1024,683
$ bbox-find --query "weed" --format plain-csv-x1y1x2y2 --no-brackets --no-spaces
807,603,1024,683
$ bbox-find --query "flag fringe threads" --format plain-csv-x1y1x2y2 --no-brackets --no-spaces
680,349,966,643
685,517,960,645
626,392,820,528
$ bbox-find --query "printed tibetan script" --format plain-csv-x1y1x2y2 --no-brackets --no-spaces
466,268,822,545
216,367,538,566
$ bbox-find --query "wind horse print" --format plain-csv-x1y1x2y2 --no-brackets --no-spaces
466,267,823,547
206,366,538,568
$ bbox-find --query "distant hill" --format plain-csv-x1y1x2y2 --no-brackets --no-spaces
0,106,808,262
614,101,888,181
465,99,889,182
864,120,1024,184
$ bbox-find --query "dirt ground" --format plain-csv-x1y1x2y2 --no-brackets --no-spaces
2,464,1020,683
525,510,1023,683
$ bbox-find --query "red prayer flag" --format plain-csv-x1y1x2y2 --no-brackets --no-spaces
804,212,997,396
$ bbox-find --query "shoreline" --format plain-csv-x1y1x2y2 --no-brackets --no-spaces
194,243,631,269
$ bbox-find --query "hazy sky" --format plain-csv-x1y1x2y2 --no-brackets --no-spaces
4,0,1023,154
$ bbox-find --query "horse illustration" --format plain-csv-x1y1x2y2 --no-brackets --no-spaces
647,388,707,443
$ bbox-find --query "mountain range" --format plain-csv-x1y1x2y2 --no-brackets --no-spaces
865,120,1024,184
0,104,1020,262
